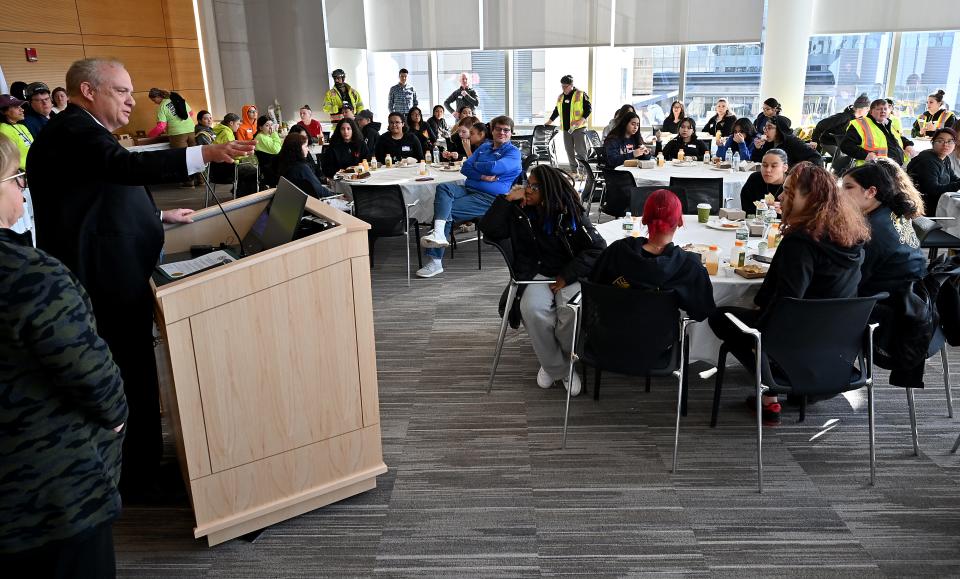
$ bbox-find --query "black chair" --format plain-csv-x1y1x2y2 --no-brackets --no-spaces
255,151,279,189
575,155,606,209
563,282,692,468
511,136,533,159
204,161,259,205
532,125,559,166
904,327,953,456
449,221,483,270
519,153,538,185
584,130,602,162
914,215,960,260
350,185,421,285
485,237,556,393
668,177,724,214
629,186,688,217
599,168,637,221
712,295,884,492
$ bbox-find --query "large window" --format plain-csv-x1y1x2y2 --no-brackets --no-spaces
802,34,893,124
893,31,960,128
684,43,762,128
366,52,432,122
512,49,545,126
437,50,507,120
631,46,681,128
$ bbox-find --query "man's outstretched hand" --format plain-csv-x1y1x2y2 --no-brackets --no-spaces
202,141,255,164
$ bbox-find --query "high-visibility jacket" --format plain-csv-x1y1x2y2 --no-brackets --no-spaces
323,84,365,121
850,116,902,166
556,90,585,130
915,109,956,133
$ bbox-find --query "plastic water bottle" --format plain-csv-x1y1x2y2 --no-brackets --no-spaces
623,211,633,235
425,149,432,164
432,145,440,164
725,149,733,165
732,152,740,171
736,221,749,242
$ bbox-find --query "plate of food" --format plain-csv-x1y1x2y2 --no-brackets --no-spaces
681,243,711,262
671,160,697,167
439,165,461,172
710,165,733,172
735,264,768,279
705,219,742,231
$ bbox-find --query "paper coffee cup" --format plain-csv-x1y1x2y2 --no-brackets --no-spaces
697,203,711,223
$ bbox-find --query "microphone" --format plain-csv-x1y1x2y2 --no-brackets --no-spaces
198,169,247,257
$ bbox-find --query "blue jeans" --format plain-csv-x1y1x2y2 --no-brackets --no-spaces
425,183,497,260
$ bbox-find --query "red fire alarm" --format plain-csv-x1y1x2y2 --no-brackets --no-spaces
25,48,38,62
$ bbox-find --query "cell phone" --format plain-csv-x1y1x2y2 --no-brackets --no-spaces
751,253,773,264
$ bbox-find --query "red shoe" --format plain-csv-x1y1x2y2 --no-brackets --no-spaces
746,395,782,425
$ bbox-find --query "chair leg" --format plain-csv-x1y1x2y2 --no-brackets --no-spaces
868,381,876,485
645,376,651,393
593,368,602,401
799,395,807,423
681,338,690,417
412,221,423,270
711,346,728,428
941,346,953,418
672,326,689,473
404,228,411,287
486,283,517,394
477,230,482,270
906,387,919,456
952,431,960,453
561,305,581,450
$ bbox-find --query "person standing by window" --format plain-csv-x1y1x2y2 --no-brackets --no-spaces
388,68,418,114
323,69,365,123
443,72,479,119
544,75,592,170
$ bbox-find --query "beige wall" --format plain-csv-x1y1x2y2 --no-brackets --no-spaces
0,0,207,135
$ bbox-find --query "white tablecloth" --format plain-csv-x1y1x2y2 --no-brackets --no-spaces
332,164,467,223
596,216,768,363
911,137,933,153
615,164,754,210
935,192,960,237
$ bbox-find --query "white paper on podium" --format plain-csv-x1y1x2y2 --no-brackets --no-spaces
159,250,235,279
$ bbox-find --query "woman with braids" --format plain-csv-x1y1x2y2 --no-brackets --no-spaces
708,162,870,425
479,165,606,397
591,189,715,321
843,158,926,298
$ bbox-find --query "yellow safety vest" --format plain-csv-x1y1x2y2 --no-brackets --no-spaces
850,116,903,166
917,109,955,131
556,90,585,130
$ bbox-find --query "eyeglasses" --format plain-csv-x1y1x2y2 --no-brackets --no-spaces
526,183,542,192
492,127,512,134
1,172,26,190
934,139,956,146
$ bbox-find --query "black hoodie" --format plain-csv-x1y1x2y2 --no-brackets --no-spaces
590,238,716,321
754,232,864,326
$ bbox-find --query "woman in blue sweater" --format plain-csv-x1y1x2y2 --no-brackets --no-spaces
716,118,757,161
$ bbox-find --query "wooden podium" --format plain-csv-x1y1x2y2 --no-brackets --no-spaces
151,190,386,546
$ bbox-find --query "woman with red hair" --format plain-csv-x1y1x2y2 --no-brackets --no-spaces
591,189,715,321
708,161,870,424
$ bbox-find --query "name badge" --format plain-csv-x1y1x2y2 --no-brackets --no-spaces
401,146,411,152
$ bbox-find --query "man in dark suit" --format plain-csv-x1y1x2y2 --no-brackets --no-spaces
26,57,254,498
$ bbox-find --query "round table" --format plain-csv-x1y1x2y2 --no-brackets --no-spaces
615,164,754,210
911,136,933,153
596,215,770,363
934,191,960,238
332,164,466,223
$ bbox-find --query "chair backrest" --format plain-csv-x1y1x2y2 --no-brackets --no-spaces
591,145,607,167
350,185,407,237
511,138,532,157
629,185,682,216
668,176,723,214
762,296,881,396
585,129,602,148
579,281,681,376
483,236,519,281
532,124,558,144
600,168,638,217
208,161,237,185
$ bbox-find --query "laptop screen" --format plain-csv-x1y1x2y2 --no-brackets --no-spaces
242,178,308,254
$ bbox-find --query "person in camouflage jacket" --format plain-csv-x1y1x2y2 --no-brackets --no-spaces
0,169,127,570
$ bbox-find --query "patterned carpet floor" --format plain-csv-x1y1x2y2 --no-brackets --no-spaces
114,190,960,577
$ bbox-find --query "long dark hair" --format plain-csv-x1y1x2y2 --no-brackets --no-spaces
732,117,756,140
607,112,643,145
613,103,635,122
277,132,309,177
406,107,425,130
676,118,697,143
529,165,586,226
842,161,921,218
669,100,685,120
331,118,364,149
169,91,188,120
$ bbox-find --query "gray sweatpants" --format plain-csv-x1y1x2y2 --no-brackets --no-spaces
561,127,589,169
520,276,582,380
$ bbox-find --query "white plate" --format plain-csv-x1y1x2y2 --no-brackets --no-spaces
671,160,697,167
345,178,369,184
710,166,734,172
704,221,742,231
439,166,462,172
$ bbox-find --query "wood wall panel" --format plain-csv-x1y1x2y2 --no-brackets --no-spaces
162,0,199,39
169,48,204,90
176,89,209,117
1,0,81,34
1,0,205,136
76,0,166,38
0,43,86,92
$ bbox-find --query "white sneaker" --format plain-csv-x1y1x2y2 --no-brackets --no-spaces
562,371,582,397
420,230,449,248
537,367,554,389
415,260,444,278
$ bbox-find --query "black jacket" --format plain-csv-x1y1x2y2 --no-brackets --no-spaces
661,116,691,134
428,116,449,140
374,131,424,163
479,195,606,284
739,171,784,212
840,115,913,166
27,104,187,307
906,149,960,213
603,135,650,167
408,122,437,152
753,113,790,135
811,108,855,147
590,238,716,321
859,208,926,297
703,113,736,137
444,86,480,114
660,137,706,161
283,161,332,199
361,124,379,153
754,232,864,326
321,140,370,178
752,134,822,166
